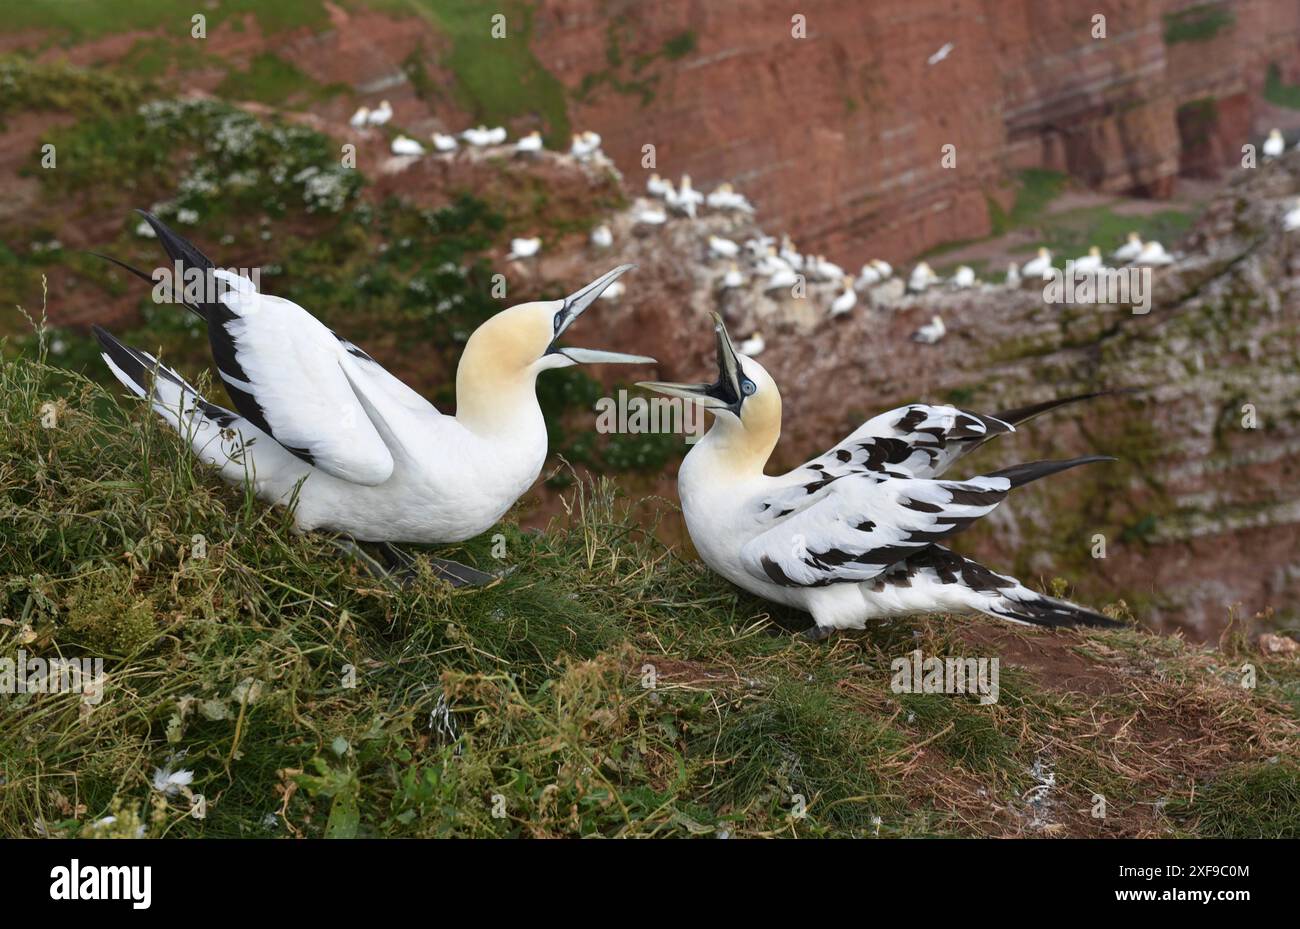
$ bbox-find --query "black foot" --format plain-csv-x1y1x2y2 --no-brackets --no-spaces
800,624,835,642
332,539,499,589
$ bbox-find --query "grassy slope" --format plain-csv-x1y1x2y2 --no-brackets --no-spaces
3,341,1297,838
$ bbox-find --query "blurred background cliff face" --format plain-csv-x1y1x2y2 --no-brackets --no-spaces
0,1,1296,640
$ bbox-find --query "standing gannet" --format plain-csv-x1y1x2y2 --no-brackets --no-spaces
1283,198,1300,231
431,132,459,153
590,224,613,249
829,277,857,316
911,314,946,344
390,135,425,156
515,130,543,155
506,237,542,261
1263,128,1285,159
1131,240,1173,266
368,100,393,126
638,316,1121,640
349,106,370,128
1021,248,1053,279
1112,232,1143,263
672,175,703,218
856,263,882,290
907,262,938,293
93,212,652,581
1005,262,1021,288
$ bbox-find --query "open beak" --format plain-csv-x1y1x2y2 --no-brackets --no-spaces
637,312,743,412
547,264,655,366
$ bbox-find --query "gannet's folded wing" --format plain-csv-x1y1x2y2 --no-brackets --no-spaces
740,473,1012,588
211,275,397,485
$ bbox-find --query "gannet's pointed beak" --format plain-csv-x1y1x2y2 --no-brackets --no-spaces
546,264,655,365
638,313,745,412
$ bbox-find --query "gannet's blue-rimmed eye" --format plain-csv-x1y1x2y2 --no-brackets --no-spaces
741,379,757,396
553,311,564,334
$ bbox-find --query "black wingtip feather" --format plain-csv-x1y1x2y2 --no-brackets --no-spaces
986,455,1116,489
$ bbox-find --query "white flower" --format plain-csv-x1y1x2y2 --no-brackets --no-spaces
152,766,194,796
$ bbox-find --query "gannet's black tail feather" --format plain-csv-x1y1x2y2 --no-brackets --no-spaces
986,455,1117,490
992,388,1140,429
892,545,1125,630
92,324,237,430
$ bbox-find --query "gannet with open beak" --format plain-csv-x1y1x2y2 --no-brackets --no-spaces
1263,128,1285,160
93,212,653,575
639,316,1121,640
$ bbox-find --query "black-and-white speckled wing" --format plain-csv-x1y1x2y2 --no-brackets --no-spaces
739,471,1013,588
789,403,1014,484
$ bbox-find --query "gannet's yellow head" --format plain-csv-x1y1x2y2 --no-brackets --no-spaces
637,313,781,467
1089,246,1101,257
457,266,654,426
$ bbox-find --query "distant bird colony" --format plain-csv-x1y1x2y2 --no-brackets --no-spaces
342,99,1293,355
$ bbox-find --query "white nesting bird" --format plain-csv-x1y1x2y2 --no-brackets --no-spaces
638,315,1122,640
950,265,976,289
709,235,740,259
1283,198,1300,232
1005,262,1021,288
779,236,805,271
721,262,745,289
810,255,845,282
829,277,857,316
515,130,543,154
670,175,703,218
1112,232,1143,263
646,173,671,198
506,237,542,261
570,132,601,160
911,314,946,344
431,132,459,153
390,135,425,156
590,224,613,249
757,247,792,276
349,106,370,129
871,259,893,279
927,42,955,65
745,235,776,256
1021,248,1053,279
1263,128,1285,160
598,280,625,302
907,262,939,293
738,331,766,356
856,263,882,290
462,126,496,147
706,183,756,213
1072,246,1103,274
486,126,508,145
764,265,801,292
368,100,393,126
633,203,668,225
94,212,652,584
1131,240,1173,266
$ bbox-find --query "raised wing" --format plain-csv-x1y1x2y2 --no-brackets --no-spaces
133,211,441,486
744,456,1112,589
792,403,1013,482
